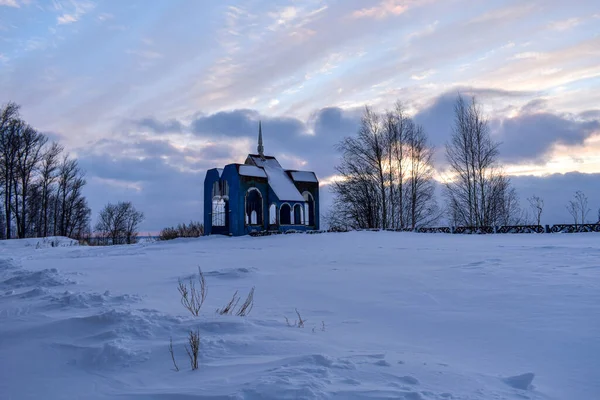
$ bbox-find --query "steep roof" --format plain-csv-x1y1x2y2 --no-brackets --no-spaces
238,165,267,178
287,170,318,183
245,154,304,202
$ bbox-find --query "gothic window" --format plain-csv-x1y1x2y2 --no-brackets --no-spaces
293,204,303,225
245,188,263,226
269,204,277,225
212,180,229,199
303,191,315,226
280,203,291,225
212,199,226,226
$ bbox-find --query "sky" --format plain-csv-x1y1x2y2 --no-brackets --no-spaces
1,0,600,231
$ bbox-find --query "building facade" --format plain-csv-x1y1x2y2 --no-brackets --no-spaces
204,123,319,236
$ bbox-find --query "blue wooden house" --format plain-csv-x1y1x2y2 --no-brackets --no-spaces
204,123,320,236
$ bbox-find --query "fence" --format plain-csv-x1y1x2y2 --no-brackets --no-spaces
248,223,600,237
403,224,600,234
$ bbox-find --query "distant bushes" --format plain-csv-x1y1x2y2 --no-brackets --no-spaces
159,221,204,241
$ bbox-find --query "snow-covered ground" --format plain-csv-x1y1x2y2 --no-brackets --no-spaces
0,232,598,400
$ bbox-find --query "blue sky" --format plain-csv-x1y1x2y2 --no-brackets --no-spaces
1,0,600,230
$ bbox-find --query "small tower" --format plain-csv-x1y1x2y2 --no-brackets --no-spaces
257,120,265,160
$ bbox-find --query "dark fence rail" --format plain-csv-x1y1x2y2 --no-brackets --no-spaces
549,224,600,233
247,223,600,237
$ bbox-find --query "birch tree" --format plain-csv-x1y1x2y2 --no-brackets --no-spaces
445,94,519,227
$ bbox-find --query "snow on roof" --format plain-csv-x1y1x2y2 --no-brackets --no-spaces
247,156,304,201
247,154,281,168
289,171,318,183
238,165,267,178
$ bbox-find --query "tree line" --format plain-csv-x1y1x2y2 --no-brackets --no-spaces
0,102,91,240
0,101,148,244
329,94,599,230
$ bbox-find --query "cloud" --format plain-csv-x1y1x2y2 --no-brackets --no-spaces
0,0,18,7
352,0,414,19
493,111,600,164
136,117,183,134
413,89,600,166
547,17,581,31
413,88,537,148
55,0,95,25
57,14,78,24
411,69,435,81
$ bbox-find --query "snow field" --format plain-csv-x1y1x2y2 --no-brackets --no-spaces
0,232,598,399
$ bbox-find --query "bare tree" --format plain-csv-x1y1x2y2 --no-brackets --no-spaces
55,155,90,239
95,201,143,245
445,94,517,228
574,190,590,225
124,204,144,244
39,142,63,237
13,123,47,238
567,200,579,225
0,102,21,239
332,101,439,230
405,122,440,228
528,195,544,226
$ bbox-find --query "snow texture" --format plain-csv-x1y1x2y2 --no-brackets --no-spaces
289,170,318,183
250,157,304,201
238,165,267,178
503,373,536,390
0,232,598,400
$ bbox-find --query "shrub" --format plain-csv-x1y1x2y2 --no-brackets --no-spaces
159,221,204,241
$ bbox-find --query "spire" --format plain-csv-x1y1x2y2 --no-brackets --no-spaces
257,120,265,159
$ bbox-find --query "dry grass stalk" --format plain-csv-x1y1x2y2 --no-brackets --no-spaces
236,287,255,317
295,308,306,328
169,336,179,372
178,266,207,316
285,308,306,328
216,290,240,315
185,328,200,370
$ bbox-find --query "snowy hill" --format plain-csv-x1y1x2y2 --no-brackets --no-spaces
0,232,598,399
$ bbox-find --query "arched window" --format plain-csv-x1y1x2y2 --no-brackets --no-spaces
293,204,302,225
245,188,263,226
303,191,315,226
280,203,291,225
212,198,226,226
213,180,229,199
269,204,277,225
212,179,229,227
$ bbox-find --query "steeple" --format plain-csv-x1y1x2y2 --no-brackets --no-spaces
257,120,265,159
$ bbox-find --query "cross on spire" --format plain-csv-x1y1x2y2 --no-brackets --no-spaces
257,120,265,159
